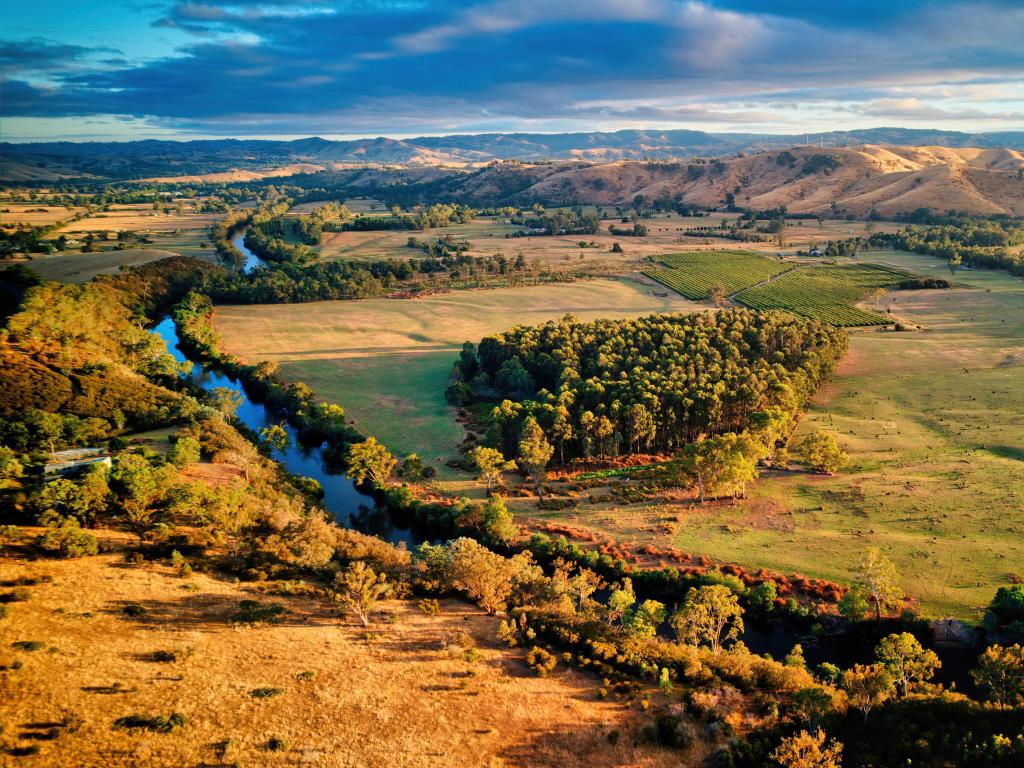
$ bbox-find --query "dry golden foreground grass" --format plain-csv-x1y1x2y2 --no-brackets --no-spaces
0,543,687,768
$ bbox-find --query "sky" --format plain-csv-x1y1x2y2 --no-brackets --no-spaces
2,0,1024,142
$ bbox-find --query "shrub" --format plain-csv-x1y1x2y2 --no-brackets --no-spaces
526,646,557,676
122,603,147,617
113,712,187,733
231,600,286,625
249,687,284,699
266,736,289,751
417,598,440,615
39,516,98,558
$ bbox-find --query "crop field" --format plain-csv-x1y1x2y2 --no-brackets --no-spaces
212,278,705,473
733,263,907,326
643,250,790,299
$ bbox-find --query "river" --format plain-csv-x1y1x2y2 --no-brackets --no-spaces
152,231,418,544
234,230,262,274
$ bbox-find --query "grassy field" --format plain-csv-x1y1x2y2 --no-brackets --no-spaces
668,250,1024,618
318,214,901,277
213,278,705,472
643,251,791,299
20,249,187,284
0,203,87,227
0,540,681,767
733,263,908,326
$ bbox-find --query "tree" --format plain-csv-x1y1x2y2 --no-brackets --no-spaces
39,516,99,558
345,437,397,488
624,599,666,639
800,431,847,474
441,538,540,615
707,283,727,307
788,688,834,728
467,446,512,492
875,632,940,696
334,560,390,627
517,418,553,500
770,729,843,768
33,478,91,525
550,405,574,464
841,664,894,722
209,387,244,419
258,424,290,455
480,494,515,546
855,548,903,621
671,584,744,654
282,512,337,569
972,644,1024,706
625,403,656,453
110,453,166,541
677,433,761,502
168,436,201,468
838,585,869,622
607,577,637,626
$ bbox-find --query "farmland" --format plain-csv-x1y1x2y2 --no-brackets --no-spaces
212,278,704,472
733,263,909,326
525,250,1023,619
643,250,791,299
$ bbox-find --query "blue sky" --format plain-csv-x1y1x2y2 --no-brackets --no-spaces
2,0,1023,141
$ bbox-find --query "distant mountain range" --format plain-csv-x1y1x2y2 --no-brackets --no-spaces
4,127,1024,181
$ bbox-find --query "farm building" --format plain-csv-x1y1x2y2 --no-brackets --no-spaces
44,448,112,478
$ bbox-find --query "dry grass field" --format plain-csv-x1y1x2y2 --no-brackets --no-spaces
20,249,185,284
0,542,684,768
317,213,900,274
0,203,87,227
213,278,704,472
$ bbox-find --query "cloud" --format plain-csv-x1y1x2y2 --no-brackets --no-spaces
0,38,121,75
3,0,1024,137
857,97,1024,122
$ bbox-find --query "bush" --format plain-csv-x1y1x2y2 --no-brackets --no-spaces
39,517,98,558
526,646,558,676
0,588,31,603
231,600,286,625
113,712,187,733
417,598,440,615
266,736,290,751
249,687,284,699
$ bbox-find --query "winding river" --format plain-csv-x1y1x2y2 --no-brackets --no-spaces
152,232,418,544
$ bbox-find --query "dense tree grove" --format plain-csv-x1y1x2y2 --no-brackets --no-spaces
451,309,847,464
872,217,1024,276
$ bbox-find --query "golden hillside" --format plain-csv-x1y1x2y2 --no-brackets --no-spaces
485,145,1024,216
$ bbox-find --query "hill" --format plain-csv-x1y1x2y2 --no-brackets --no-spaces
5,127,1024,179
444,145,1024,216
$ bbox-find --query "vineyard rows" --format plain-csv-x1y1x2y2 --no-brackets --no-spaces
733,264,905,326
643,250,789,299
